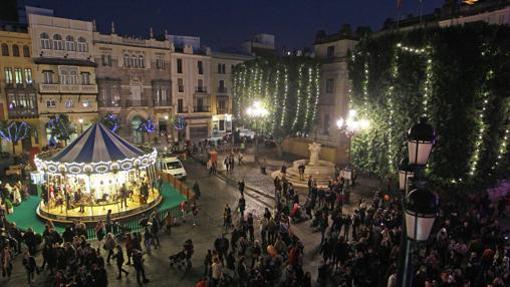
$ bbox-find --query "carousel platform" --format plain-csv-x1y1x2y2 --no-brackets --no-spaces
7,182,186,234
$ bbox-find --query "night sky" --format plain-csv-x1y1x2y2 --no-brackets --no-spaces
25,0,444,50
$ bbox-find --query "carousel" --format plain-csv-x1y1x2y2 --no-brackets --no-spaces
34,123,160,223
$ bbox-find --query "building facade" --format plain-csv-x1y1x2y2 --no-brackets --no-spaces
0,26,39,154
312,30,358,164
210,51,253,137
93,25,173,144
28,13,98,145
170,44,213,142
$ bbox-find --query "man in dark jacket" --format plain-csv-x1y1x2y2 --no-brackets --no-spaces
132,249,149,284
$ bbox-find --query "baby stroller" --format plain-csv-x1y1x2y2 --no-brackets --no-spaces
169,239,193,271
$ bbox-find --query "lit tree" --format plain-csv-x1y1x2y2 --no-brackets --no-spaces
0,121,31,154
137,118,156,143
101,112,120,133
46,114,75,146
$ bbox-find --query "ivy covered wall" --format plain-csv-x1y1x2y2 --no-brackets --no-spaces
349,23,510,188
232,57,320,138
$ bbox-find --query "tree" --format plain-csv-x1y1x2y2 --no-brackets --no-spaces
0,121,31,154
137,118,155,143
46,114,75,146
101,112,120,133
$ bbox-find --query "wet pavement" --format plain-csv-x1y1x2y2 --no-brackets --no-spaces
3,150,379,287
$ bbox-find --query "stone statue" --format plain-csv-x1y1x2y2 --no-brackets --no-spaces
308,142,321,166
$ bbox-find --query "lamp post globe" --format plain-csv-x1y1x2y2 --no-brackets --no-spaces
407,117,435,166
404,186,439,241
398,158,414,193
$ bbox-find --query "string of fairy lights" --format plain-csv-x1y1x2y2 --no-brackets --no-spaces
469,66,493,176
292,64,304,130
232,60,319,134
492,100,510,170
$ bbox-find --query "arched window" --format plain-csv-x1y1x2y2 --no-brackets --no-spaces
40,33,50,49
77,37,88,52
1,43,9,56
53,34,63,50
65,35,75,51
12,44,20,56
129,56,135,68
23,45,30,57
139,55,144,68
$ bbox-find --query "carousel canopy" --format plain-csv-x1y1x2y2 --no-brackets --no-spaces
51,123,145,163
35,123,157,175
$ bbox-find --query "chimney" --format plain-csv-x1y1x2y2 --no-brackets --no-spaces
111,21,116,34
92,19,97,32
150,27,154,39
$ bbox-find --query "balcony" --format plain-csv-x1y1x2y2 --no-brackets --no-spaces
98,100,121,108
124,99,150,107
216,108,230,114
217,87,228,94
176,108,188,114
195,87,207,93
38,83,98,94
193,106,210,113
154,100,172,107
8,107,38,119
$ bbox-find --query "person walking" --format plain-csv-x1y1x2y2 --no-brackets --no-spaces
224,204,232,230
238,178,245,197
192,181,201,200
191,201,199,226
103,233,116,264
113,245,129,279
22,250,37,285
211,256,223,287
132,248,149,284
238,196,246,221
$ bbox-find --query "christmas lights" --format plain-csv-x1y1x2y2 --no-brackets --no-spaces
292,64,304,130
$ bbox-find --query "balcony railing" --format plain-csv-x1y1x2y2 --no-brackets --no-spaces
154,100,172,107
217,87,228,94
38,83,98,94
216,108,229,114
195,87,207,93
8,108,38,118
177,108,188,114
193,106,210,113
124,99,150,107
98,100,121,108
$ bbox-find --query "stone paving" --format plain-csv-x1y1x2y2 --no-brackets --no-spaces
2,146,380,287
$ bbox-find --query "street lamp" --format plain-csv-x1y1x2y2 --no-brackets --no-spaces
336,109,369,165
407,117,435,166
245,101,269,161
398,158,414,193
78,118,84,133
397,117,437,287
398,184,439,287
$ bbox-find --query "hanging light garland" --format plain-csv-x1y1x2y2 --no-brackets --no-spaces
311,64,321,131
272,67,281,133
280,67,289,127
303,66,313,131
469,66,493,176
493,103,510,169
292,64,304,130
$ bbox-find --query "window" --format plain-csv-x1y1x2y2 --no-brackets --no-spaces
43,70,53,84
82,100,91,108
218,80,225,92
77,37,88,52
64,99,74,108
4,68,13,84
23,45,30,57
12,45,19,57
139,55,144,68
156,59,165,69
217,63,224,74
101,54,112,66
177,99,184,113
177,58,182,73
178,78,184,92
24,68,32,84
132,55,138,68
81,72,90,85
53,34,64,50
326,78,334,93
65,35,75,51
323,114,330,134
46,99,56,108
198,61,203,74
14,68,23,84
327,45,335,58
40,33,51,49
123,54,129,67
1,43,8,56
197,79,203,92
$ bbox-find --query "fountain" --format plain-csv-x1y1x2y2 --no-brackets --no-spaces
272,142,336,188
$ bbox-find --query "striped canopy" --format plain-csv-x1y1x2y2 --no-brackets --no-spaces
51,123,145,163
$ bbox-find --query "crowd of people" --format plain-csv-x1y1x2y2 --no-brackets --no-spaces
0,181,29,214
